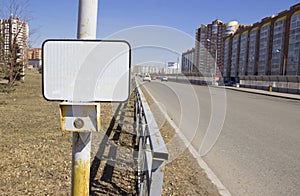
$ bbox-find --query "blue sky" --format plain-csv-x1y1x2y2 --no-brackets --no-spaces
27,0,299,49
2,0,298,65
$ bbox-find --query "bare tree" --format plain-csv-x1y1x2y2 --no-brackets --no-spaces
0,0,31,87
0,0,30,20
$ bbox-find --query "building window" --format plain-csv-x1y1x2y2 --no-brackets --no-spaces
287,13,300,75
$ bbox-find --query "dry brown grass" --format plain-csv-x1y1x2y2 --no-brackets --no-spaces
0,71,137,195
0,71,220,195
0,71,72,195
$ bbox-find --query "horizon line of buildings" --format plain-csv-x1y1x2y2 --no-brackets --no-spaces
182,3,300,84
134,62,181,75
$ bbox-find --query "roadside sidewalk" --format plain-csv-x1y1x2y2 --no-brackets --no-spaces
214,86,300,100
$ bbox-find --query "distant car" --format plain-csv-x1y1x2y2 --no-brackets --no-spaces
143,75,151,82
224,81,236,86
233,83,240,87
161,76,168,82
152,76,157,80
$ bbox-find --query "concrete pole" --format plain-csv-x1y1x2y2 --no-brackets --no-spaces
77,0,98,39
71,0,98,195
71,132,92,196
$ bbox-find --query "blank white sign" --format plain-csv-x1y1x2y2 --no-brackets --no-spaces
42,40,131,102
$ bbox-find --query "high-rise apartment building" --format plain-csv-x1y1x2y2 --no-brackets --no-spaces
257,17,273,76
184,3,300,92
220,3,300,93
270,11,289,75
223,3,300,79
0,15,28,66
222,21,239,79
194,20,227,76
28,48,42,60
247,24,259,76
207,20,226,75
194,24,207,74
287,4,300,75
230,33,240,80
27,48,42,68
181,48,195,73
223,35,232,79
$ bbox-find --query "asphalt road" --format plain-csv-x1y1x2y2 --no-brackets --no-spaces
142,79,300,196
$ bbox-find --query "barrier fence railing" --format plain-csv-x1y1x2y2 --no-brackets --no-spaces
146,74,300,94
135,79,169,196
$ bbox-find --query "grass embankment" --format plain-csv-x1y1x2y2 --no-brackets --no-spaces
0,71,72,194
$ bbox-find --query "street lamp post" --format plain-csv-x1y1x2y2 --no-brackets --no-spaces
276,49,287,76
207,39,217,85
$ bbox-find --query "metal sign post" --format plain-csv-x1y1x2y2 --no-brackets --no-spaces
42,1,130,195
73,0,98,195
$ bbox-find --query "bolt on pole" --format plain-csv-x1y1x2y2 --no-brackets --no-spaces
71,0,98,196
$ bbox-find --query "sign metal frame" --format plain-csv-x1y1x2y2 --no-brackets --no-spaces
42,39,131,102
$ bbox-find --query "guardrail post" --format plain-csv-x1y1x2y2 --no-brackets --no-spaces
149,159,166,196
138,122,146,192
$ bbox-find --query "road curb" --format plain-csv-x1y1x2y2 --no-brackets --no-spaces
210,85,300,101
167,78,300,100
141,82,232,196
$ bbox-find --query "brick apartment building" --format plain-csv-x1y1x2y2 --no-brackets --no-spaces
193,20,227,76
28,48,42,60
27,48,42,68
222,3,300,92
183,3,300,93
188,19,239,78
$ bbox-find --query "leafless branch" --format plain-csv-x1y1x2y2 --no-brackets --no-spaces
0,0,31,21
0,0,33,85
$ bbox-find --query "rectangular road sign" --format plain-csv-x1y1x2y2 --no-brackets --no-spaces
42,40,131,102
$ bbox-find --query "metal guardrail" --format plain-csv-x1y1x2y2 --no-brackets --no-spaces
134,80,169,196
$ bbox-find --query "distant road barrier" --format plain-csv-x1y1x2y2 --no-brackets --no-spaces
152,74,300,94
135,78,169,196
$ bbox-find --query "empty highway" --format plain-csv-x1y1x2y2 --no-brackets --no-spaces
142,79,300,196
